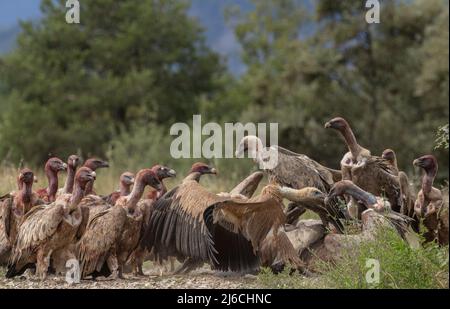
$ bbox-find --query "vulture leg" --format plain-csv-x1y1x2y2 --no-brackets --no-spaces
132,251,146,276
106,254,120,279
36,248,52,281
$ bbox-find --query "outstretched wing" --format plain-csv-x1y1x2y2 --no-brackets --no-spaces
203,195,286,271
141,183,220,265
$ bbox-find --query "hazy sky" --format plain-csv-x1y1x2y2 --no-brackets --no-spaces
0,0,42,28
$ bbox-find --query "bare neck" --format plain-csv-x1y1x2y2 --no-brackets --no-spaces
46,168,58,201
84,181,94,195
345,184,377,207
69,182,84,211
422,168,437,196
126,179,146,211
63,166,76,194
338,125,362,159
119,182,132,196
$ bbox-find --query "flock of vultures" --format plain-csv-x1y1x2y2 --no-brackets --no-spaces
0,117,448,282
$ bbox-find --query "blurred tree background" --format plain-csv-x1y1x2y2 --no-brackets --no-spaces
0,0,448,183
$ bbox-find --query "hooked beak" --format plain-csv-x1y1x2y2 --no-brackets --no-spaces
324,121,332,129
413,159,421,167
168,169,177,178
89,171,97,181
101,161,110,168
61,163,68,171
34,176,38,183
209,168,217,175
129,177,135,184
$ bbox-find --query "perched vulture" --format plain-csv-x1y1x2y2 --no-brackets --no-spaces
382,149,418,231
0,169,42,265
57,155,81,196
325,117,403,213
103,172,135,205
36,157,67,203
413,155,449,246
142,160,303,274
146,165,177,200
77,169,162,279
6,167,96,279
83,158,109,195
127,165,176,276
235,135,343,225
131,169,263,276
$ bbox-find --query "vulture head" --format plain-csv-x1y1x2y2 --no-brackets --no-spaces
324,117,349,132
18,168,35,186
83,158,110,171
120,172,135,187
413,155,438,174
46,157,68,173
135,169,163,192
75,167,97,190
279,186,326,204
382,149,397,167
151,165,177,180
235,135,264,161
190,163,217,175
67,154,81,170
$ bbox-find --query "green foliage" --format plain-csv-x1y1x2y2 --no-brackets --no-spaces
257,228,449,289
435,124,449,150
225,0,449,180
0,0,224,165
317,229,449,289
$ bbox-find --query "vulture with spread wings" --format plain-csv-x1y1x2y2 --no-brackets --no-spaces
142,170,303,274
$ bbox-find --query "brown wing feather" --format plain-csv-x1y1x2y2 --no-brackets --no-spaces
270,146,335,192
351,157,402,211
142,182,222,265
78,206,126,278
10,204,64,264
0,198,13,263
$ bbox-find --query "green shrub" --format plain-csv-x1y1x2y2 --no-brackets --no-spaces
317,229,449,289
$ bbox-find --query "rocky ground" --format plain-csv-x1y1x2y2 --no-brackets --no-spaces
0,266,261,289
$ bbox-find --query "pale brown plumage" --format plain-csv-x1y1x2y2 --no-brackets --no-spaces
236,136,343,225
413,155,448,246
77,169,162,279
142,168,303,274
325,117,403,213
0,169,42,265
382,149,418,231
125,165,176,276
6,167,96,279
